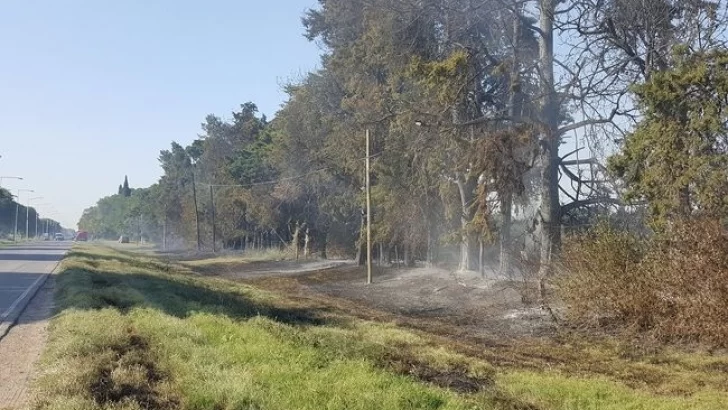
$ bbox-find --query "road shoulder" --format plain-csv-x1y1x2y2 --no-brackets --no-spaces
0,276,55,409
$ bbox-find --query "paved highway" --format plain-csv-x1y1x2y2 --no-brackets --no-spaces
0,241,70,327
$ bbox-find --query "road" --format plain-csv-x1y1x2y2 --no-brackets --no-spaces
0,241,70,332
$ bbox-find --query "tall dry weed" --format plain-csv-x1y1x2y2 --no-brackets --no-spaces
559,218,728,346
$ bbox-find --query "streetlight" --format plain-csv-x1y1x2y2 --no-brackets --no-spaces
27,196,43,239
14,189,34,241
0,176,23,188
34,203,52,238
43,210,59,237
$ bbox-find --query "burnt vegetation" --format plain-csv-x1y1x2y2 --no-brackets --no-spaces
73,0,728,372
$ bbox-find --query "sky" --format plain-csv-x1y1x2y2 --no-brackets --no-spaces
0,0,322,229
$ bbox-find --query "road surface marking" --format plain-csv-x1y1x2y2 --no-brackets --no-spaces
0,274,47,322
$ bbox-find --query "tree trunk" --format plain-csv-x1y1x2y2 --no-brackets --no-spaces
500,190,513,277
500,5,521,279
292,222,301,261
456,175,477,271
356,212,366,265
320,229,328,260
403,244,413,267
537,0,561,293
303,226,310,258
427,225,435,267
479,239,484,277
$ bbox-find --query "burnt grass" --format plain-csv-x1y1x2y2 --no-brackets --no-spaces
59,248,500,401
379,351,487,393
52,246,728,406
89,329,179,410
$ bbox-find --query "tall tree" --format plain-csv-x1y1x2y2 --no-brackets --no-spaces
609,49,728,225
122,175,131,197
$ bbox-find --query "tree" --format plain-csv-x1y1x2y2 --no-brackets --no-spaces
122,176,131,197
609,49,728,226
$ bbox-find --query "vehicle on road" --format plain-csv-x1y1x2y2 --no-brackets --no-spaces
54,233,64,241
74,231,88,242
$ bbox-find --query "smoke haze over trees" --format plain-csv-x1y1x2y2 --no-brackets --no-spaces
79,0,728,278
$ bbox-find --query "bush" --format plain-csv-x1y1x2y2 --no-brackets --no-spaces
559,218,728,346
559,223,651,327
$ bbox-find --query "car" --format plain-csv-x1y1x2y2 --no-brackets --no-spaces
54,233,64,241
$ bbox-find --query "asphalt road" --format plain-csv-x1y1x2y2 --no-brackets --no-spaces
0,241,70,326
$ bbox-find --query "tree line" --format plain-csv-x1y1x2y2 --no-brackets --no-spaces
79,0,728,279
0,188,63,239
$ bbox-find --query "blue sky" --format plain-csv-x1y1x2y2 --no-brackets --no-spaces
0,0,321,228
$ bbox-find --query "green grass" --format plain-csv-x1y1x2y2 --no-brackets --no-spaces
30,244,728,409
180,248,295,266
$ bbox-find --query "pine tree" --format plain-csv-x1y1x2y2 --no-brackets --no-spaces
609,49,728,226
122,176,131,197
118,184,123,195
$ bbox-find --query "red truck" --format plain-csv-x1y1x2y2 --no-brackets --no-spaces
74,231,89,241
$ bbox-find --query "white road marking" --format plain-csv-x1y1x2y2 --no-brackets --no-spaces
0,274,47,322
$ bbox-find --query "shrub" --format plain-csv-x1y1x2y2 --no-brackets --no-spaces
559,223,651,327
559,218,728,346
640,219,728,345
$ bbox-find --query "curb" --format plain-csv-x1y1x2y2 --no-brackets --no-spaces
0,259,63,342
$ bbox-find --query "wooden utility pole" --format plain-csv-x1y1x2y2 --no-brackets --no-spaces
210,185,216,253
366,129,372,284
163,211,167,251
191,164,201,252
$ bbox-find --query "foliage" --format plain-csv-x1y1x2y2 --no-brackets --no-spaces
0,187,62,238
609,49,728,226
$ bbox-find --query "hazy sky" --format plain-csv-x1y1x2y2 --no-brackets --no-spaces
0,1,321,228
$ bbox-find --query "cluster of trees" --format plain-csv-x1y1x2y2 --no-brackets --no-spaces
78,177,161,242
80,0,728,279
0,187,62,239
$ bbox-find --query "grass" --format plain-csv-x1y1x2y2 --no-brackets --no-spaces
30,244,728,409
179,248,295,265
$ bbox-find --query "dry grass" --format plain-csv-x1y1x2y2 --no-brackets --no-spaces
560,218,728,346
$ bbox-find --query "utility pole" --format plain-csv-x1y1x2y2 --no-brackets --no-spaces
210,185,216,253
163,210,167,251
366,129,372,284
191,162,201,252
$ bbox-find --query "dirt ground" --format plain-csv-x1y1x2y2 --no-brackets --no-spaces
0,278,54,410
202,258,558,343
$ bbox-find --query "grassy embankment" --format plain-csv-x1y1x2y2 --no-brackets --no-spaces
30,244,728,409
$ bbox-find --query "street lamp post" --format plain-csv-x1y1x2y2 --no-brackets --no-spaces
27,196,43,239
14,189,34,241
0,176,22,188
35,203,53,239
